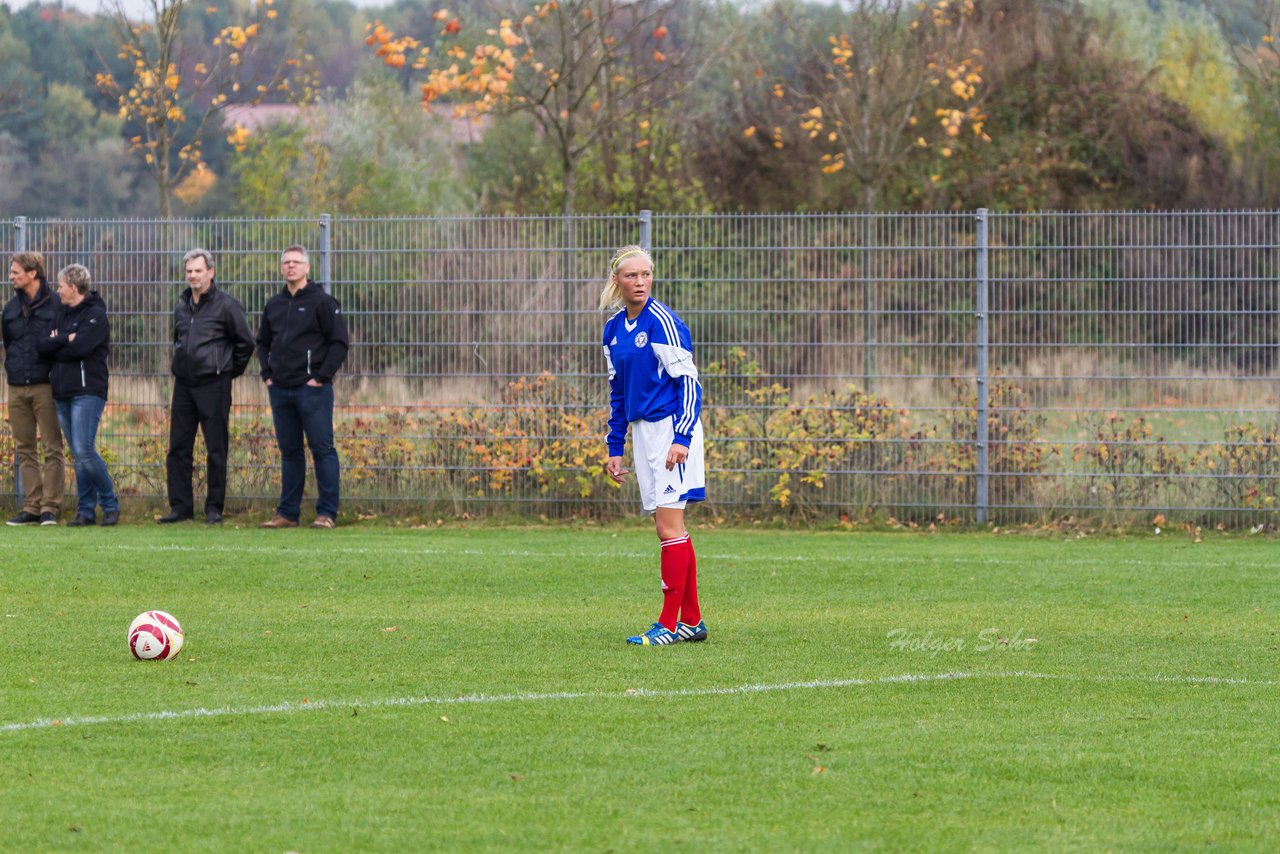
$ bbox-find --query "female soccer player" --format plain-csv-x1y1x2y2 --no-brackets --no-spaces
601,245,707,646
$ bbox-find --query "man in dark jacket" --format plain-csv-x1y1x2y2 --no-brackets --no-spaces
256,244,349,529
158,248,255,525
3,252,64,525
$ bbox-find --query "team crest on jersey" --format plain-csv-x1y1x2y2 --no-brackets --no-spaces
634,331,649,348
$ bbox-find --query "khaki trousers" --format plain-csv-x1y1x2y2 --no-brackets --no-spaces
8,384,65,514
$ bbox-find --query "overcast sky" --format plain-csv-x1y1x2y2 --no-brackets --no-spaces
20,0,382,17
23,0,166,15
22,0,193,16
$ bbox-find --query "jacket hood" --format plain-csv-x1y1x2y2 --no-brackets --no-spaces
69,290,105,311
279,279,327,297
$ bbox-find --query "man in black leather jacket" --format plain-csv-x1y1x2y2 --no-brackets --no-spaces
157,248,255,525
3,252,64,525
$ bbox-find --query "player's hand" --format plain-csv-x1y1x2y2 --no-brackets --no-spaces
606,456,629,484
666,443,688,471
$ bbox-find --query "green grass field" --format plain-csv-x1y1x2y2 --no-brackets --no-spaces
2,525,1278,851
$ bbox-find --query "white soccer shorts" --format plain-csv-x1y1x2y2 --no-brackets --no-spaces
631,416,706,513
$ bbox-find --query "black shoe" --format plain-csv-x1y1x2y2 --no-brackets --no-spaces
205,511,223,525
6,511,40,526
39,512,58,526
68,515,96,527
157,511,194,524
101,510,120,527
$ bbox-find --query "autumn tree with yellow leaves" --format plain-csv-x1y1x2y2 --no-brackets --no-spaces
1207,0,1280,194
96,0,312,217
366,0,702,214
1209,0,1280,113
744,0,988,209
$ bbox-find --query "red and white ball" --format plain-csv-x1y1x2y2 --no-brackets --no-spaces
128,610,185,661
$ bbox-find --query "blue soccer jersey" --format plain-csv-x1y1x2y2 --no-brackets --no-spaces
602,297,702,457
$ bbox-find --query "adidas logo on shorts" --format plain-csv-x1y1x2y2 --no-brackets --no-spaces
663,485,676,494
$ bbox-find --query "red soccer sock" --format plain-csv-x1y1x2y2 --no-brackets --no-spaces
658,533,691,631
680,536,701,626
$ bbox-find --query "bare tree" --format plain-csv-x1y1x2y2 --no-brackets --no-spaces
370,0,705,214
746,0,987,209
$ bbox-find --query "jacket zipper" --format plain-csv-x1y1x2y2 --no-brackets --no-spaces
282,294,295,367
80,361,86,387
307,349,312,376
187,307,195,382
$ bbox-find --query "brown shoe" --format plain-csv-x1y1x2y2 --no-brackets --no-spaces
310,515,336,529
259,515,299,529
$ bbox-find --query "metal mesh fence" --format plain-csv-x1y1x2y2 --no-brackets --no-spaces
985,211,1280,524
2,211,1277,525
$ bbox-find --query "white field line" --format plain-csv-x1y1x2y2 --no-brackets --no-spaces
2,670,1275,735
0,538,1248,571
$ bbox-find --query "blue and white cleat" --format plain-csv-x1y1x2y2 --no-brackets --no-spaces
627,622,681,646
676,620,708,642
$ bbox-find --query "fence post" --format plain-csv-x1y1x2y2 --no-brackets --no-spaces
11,217,26,506
975,208,990,525
638,210,652,252
862,278,875,394
319,213,332,287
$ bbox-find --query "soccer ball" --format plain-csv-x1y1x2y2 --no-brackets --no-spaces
128,610,185,661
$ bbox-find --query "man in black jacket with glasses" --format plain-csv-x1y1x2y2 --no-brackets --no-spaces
256,245,349,530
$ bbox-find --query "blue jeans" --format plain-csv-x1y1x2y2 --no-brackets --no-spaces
268,383,339,520
55,395,119,519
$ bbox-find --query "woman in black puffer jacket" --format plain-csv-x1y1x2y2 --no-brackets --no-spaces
37,264,119,527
